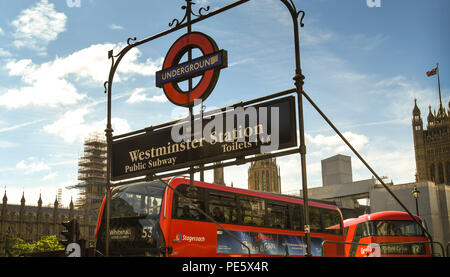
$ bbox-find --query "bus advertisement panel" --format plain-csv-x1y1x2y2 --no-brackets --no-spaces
217,230,323,256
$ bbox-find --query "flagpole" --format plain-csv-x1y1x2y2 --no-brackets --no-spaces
437,62,442,108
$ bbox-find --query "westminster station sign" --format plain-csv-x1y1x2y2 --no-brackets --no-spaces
111,96,297,181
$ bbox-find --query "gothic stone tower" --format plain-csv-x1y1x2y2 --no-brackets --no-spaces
412,99,450,184
213,162,225,185
248,158,281,193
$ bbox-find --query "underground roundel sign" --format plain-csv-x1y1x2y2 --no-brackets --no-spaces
156,32,227,107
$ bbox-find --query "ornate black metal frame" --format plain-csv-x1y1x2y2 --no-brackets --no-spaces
103,0,432,257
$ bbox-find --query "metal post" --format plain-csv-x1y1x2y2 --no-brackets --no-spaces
300,89,434,242
412,184,420,216
415,197,419,216
186,0,195,187
104,50,114,257
189,104,195,187
280,0,310,256
200,102,205,182
437,62,442,108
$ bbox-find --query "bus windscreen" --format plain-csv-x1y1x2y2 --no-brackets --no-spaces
110,181,164,219
372,220,425,237
96,181,166,256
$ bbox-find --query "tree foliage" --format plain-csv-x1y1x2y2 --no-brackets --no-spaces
7,235,64,256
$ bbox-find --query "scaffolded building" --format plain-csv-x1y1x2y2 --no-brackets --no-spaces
75,133,107,212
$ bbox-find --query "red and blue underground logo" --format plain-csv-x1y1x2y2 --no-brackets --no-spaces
155,32,227,107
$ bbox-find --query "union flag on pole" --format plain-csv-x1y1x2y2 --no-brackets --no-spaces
426,67,437,77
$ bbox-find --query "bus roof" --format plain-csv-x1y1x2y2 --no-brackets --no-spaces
343,211,421,226
168,177,340,210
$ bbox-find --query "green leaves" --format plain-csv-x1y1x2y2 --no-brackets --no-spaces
7,235,64,256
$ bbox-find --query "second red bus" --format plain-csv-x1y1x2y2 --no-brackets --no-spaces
343,211,431,257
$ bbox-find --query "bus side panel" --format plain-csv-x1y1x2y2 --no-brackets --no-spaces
353,237,372,257
344,225,356,257
167,220,218,257
319,234,345,257
166,222,344,257
160,180,217,257
160,185,175,256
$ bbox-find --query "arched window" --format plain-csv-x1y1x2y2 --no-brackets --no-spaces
430,164,435,182
262,171,266,191
446,162,450,184
438,163,444,184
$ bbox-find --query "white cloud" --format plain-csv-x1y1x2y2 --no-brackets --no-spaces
11,0,67,53
228,58,254,67
275,132,413,195
350,137,416,184
0,43,163,109
0,119,45,133
42,172,58,180
306,131,369,153
350,33,388,51
109,24,124,30
49,43,114,83
43,107,91,144
43,106,131,144
0,76,83,109
16,159,51,174
368,75,437,121
1,58,85,108
6,59,36,77
118,50,163,78
126,88,167,104
302,27,335,48
0,27,4,36
170,106,190,120
7,43,159,84
0,48,12,58
0,140,18,148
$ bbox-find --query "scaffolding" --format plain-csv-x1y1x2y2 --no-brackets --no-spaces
57,188,62,208
73,133,107,210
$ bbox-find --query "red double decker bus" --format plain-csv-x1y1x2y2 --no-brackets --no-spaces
343,211,431,257
95,177,345,257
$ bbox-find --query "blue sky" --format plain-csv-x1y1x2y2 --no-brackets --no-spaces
0,0,448,206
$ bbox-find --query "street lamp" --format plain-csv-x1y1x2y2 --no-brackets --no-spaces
412,184,420,216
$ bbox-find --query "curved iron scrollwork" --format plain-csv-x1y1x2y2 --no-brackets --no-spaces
169,0,211,28
168,16,184,28
127,37,137,46
297,10,305,27
193,5,211,17
104,81,109,94
283,0,306,28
